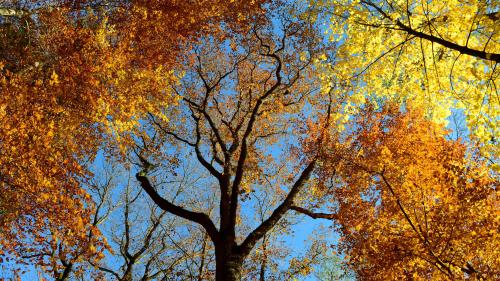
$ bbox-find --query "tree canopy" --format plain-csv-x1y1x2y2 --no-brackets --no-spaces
0,0,498,280
311,0,499,160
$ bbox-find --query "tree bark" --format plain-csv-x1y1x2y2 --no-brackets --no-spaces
215,243,244,281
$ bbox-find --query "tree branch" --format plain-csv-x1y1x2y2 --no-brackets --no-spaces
361,0,500,62
135,173,219,245
290,206,337,220
229,30,286,236
148,113,195,147
191,112,224,181
239,158,317,256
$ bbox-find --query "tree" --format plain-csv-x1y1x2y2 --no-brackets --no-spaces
28,158,220,281
0,0,268,271
312,104,499,280
93,181,197,281
309,0,499,160
94,161,221,281
133,7,334,280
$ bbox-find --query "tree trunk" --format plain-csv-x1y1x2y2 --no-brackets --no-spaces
122,264,133,281
215,244,244,281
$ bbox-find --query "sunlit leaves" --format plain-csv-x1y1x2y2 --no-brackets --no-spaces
315,104,499,280
312,0,499,160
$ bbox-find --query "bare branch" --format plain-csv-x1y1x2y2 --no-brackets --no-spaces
290,206,337,220
135,173,220,245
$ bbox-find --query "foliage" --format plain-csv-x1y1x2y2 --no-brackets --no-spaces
310,0,499,161
0,1,498,280
0,0,268,275
315,249,355,281
314,104,499,280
